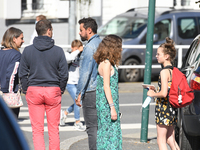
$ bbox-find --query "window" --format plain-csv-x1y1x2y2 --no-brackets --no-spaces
154,19,171,41
21,0,44,11
198,17,200,33
178,18,198,39
98,17,147,39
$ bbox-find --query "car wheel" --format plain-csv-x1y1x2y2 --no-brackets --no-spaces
120,58,140,82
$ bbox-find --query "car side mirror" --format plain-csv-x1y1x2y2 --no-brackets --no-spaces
153,34,159,42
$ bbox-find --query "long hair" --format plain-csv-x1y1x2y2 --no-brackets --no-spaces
94,34,122,66
1,27,23,51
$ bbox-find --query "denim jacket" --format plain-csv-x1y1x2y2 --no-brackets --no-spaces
75,34,102,99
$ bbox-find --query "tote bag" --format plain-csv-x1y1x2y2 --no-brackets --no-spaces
0,90,23,108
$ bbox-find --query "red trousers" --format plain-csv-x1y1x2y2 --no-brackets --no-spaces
26,86,61,150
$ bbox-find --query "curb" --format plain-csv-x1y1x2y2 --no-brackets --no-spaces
60,133,158,150
60,135,87,150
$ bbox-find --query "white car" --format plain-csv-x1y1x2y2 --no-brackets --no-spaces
176,35,200,149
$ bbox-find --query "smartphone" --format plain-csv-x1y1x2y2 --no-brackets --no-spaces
142,84,156,91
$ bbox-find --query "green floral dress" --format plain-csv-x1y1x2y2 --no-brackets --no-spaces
96,66,122,150
155,68,178,126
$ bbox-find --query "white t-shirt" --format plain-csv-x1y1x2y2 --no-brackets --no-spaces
65,50,81,84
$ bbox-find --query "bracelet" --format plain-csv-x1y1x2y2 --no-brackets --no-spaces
109,103,114,107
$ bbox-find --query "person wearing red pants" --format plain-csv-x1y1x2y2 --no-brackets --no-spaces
19,19,68,150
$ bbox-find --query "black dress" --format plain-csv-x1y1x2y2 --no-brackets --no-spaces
155,67,178,126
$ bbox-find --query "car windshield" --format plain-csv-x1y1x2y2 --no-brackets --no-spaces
98,17,147,38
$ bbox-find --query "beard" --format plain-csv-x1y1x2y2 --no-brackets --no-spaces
80,35,87,41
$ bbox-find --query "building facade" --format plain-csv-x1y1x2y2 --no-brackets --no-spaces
0,0,198,45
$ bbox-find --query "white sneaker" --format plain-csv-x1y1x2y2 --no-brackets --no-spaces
73,122,86,131
60,110,67,126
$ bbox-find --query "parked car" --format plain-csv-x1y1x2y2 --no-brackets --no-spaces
0,96,29,150
175,35,200,149
98,8,200,82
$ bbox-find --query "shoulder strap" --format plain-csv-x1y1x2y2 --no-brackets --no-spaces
168,69,172,81
162,65,173,81
163,65,173,70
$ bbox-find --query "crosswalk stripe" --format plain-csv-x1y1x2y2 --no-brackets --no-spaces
19,111,74,117
119,103,155,106
20,126,76,132
18,117,85,124
18,106,156,132
20,123,156,132
20,106,73,110
121,123,156,129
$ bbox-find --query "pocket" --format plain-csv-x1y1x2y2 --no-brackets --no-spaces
46,87,62,105
83,91,96,108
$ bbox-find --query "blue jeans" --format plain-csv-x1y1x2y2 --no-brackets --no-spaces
66,84,80,121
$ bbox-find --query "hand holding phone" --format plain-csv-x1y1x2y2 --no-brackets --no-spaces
142,84,156,91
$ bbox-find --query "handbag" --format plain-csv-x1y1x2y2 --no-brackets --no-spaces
0,84,23,108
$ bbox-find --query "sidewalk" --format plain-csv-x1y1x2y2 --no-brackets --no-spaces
60,82,159,150
69,137,159,150
60,133,160,150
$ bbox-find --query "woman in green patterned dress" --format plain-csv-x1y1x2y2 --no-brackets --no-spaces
147,37,180,150
93,34,122,150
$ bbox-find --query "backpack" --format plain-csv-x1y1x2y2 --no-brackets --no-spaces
165,66,194,108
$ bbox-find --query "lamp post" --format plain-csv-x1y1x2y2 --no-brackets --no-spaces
140,0,156,143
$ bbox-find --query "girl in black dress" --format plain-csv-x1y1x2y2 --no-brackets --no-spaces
147,37,180,150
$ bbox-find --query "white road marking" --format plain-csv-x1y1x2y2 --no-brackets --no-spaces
18,106,156,132
119,103,155,106
20,123,156,132
19,112,74,117
121,123,156,129
20,106,72,110
18,117,85,124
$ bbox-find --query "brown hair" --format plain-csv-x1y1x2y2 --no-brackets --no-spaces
36,19,52,36
1,27,23,51
94,34,122,66
159,37,176,62
36,15,46,21
71,39,83,48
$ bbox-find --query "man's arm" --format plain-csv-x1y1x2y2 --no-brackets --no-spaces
19,49,29,94
75,45,95,100
59,49,69,93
